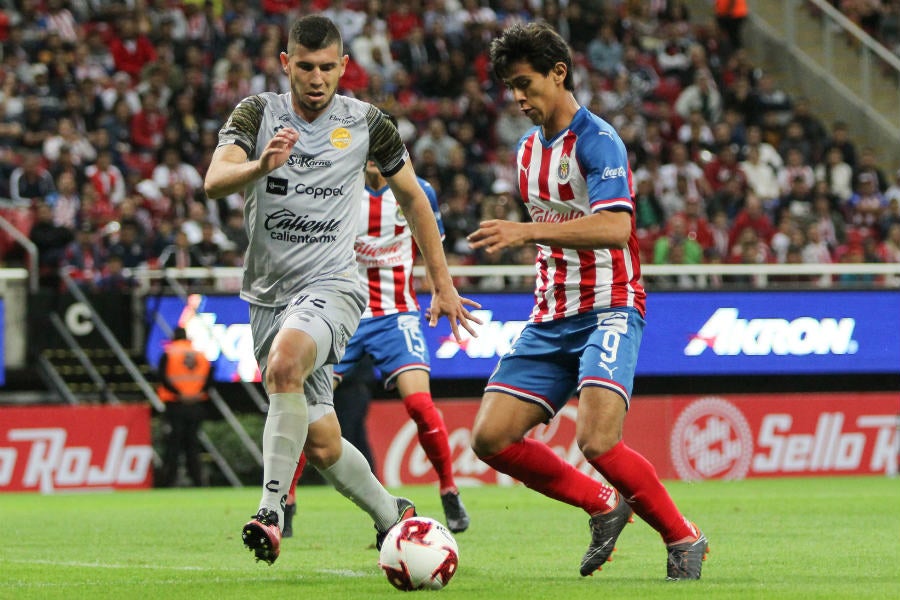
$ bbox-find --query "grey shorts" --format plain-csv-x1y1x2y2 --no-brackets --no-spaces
250,279,366,421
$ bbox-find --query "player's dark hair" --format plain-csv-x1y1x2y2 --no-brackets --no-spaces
490,22,574,91
287,15,343,56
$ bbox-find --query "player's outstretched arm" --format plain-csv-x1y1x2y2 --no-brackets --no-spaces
204,127,300,199
387,162,481,341
468,211,632,253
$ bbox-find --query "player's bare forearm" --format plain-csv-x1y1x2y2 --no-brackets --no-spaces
204,127,299,199
468,211,631,253
204,147,264,199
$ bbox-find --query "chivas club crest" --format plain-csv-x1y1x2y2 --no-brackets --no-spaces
558,154,570,182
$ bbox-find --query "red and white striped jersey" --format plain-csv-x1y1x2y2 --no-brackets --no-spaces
355,178,443,318
516,107,646,323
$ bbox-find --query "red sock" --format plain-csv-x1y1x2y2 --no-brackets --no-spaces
287,452,307,505
482,438,616,515
589,441,694,544
403,392,456,492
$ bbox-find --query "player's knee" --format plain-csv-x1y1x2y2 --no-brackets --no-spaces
265,353,305,392
470,424,509,459
577,431,621,460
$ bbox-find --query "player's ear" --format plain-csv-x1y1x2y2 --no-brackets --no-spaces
553,63,566,84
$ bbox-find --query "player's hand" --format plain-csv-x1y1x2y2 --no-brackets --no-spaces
259,127,299,173
425,290,482,343
467,219,530,254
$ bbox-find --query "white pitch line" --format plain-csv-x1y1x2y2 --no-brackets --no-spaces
1,558,373,578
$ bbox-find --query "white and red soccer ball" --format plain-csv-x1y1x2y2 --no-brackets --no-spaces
378,516,459,591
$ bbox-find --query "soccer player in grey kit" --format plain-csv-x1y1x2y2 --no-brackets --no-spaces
204,15,480,565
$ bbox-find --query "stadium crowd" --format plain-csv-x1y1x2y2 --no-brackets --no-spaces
1,0,899,293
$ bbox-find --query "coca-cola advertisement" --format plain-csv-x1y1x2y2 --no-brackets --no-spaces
368,392,900,484
0,405,153,493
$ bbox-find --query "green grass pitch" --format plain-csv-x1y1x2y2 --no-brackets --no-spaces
2,476,898,599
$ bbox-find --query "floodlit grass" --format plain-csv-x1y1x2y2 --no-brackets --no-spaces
2,477,898,599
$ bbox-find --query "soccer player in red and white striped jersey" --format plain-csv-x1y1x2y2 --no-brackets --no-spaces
468,23,708,581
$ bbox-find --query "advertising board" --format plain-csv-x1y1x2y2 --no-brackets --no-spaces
145,290,900,381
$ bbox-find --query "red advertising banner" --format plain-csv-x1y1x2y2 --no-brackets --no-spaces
367,392,900,485
0,405,154,493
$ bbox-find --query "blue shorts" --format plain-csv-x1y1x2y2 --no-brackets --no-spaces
335,312,430,389
485,307,645,419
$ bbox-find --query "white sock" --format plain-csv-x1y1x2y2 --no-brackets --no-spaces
318,438,399,531
259,392,308,528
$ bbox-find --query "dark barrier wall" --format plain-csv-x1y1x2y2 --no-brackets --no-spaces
145,290,900,382
29,290,133,352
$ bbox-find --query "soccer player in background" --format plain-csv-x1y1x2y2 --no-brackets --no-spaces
282,154,470,536
467,23,709,581
204,15,480,565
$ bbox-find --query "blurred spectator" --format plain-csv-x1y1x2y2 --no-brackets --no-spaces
770,214,799,263
130,89,168,156
108,16,158,83
622,44,661,101
709,209,731,257
672,195,715,251
210,62,252,120
159,230,204,269
106,220,147,269
778,119,813,165
320,0,366,43
730,192,775,249
29,201,74,288
494,98,533,151
815,146,854,203
884,169,900,205
659,142,711,214
654,214,704,265
714,0,748,52
395,25,432,80
674,68,722,123
351,19,395,78
777,147,815,197
19,94,57,151
152,145,204,200
776,172,815,225
704,143,746,195
249,55,290,96
45,171,81,230
811,189,847,251
823,120,858,170
43,117,97,167
85,149,127,208
634,176,666,239
586,23,623,77
45,0,81,44
878,222,900,270
754,72,793,126
441,190,479,257
61,223,105,287
9,152,55,206
221,208,249,258
192,222,225,267
94,254,137,292
740,144,780,208
413,118,463,169
387,0,424,43
853,147,888,192
802,222,834,286
102,72,143,115
790,97,829,163
845,172,888,237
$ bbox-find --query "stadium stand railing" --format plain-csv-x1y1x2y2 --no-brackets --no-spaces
749,0,900,147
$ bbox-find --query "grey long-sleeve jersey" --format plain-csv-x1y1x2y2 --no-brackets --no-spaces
216,92,408,307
